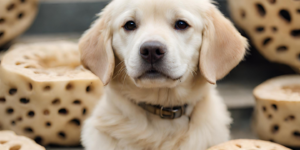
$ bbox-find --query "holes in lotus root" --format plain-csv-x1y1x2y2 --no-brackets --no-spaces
17,12,25,20
0,18,5,24
0,98,5,103
82,108,87,115
272,26,278,32
69,118,81,126
24,127,34,133
0,141,7,144
271,124,280,133
44,109,50,115
236,144,242,148
240,9,246,18
268,114,273,119
0,31,4,38
11,121,16,126
66,83,73,90
291,29,300,38
276,46,288,53
268,0,276,4
256,3,266,17
20,98,30,104
34,136,43,144
17,117,22,122
34,71,47,75
9,88,17,95
44,85,51,91
297,9,300,13
29,83,33,90
285,115,295,121
52,99,60,105
7,3,15,11
73,100,81,105
27,111,35,117
24,65,35,69
58,108,68,115
20,0,26,3
293,131,300,139
45,122,51,127
15,62,24,65
272,104,278,111
256,26,265,33
58,132,67,139
262,106,267,112
279,9,291,23
86,85,93,93
6,108,14,114
262,37,272,46
9,145,21,150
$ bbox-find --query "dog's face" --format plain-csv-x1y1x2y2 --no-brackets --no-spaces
111,0,206,88
79,0,247,88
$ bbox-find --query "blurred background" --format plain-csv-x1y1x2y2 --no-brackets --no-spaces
0,0,299,149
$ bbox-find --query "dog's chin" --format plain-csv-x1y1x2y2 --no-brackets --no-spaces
132,70,181,88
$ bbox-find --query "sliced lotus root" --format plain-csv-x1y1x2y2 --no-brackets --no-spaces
0,130,45,150
0,0,39,47
208,139,290,150
228,0,300,70
208,139,291,150
0,41,103,146
253,75,300,147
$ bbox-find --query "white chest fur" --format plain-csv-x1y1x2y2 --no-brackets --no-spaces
81,87,231,150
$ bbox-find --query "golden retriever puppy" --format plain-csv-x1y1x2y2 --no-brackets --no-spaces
79,0,248,149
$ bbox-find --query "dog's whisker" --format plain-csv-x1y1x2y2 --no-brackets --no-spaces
123,75,127,85
113,66,127,80
116,60,125,68
187,66,197,77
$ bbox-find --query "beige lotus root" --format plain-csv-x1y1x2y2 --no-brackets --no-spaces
0,130,45,150
0,41,103,146
228,0,300,69
253,75,300,147
208,139,290,150
0,0,39,47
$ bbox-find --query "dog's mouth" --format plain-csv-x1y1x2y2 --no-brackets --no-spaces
137,67,181,81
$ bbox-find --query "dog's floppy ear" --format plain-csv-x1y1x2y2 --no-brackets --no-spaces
200,6,248,84
79,6,114,86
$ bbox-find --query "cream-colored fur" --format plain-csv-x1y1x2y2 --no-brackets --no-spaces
79,0,248,149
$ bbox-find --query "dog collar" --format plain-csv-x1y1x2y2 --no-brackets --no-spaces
138,103,188,119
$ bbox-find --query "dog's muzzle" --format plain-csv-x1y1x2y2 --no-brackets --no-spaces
138,103,188,119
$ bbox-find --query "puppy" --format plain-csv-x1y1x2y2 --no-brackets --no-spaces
79,0,247,149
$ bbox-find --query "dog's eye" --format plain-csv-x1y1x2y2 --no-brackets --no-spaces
124,21,137,31
175,20,189,30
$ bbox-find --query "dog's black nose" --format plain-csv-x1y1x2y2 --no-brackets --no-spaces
140,41,166,64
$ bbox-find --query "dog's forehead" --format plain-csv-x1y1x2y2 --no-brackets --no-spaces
112,0,211,17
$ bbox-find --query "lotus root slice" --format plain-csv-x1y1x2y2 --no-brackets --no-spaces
253,75,300,147
0,41,102,146
0,0,39,46
0,130,45,150
228,0,300,70
208,139,291,150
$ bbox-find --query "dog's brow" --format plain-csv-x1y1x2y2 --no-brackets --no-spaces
115,10,137,27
